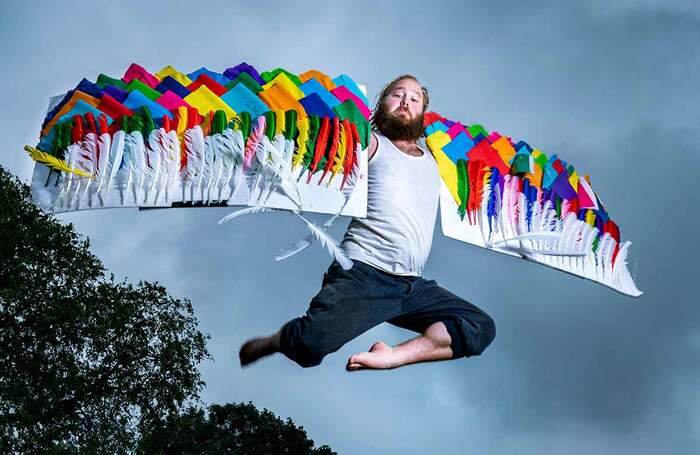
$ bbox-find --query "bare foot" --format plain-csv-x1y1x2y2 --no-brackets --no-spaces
239,335,278,367
346,341,396,371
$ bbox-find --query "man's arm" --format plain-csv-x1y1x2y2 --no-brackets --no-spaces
367,132,378,162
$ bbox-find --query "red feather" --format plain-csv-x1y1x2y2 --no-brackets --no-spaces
71,115,84,144
162,115,171,133
319,117,340,185
307,116,330,183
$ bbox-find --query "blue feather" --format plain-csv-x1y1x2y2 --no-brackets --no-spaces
486,167,500,234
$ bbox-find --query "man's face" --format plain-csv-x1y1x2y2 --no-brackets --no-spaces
373,78,426,141
384,78,425,122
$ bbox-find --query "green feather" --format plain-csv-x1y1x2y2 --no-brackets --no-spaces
264,111,276,140
141,106,155,137
302,116,320,168
284,110,298,140
212,110,226,135
456,159,469,220
239,112,251,140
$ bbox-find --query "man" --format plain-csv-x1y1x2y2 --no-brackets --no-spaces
240,75,495,370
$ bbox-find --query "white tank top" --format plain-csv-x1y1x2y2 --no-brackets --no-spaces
341,132,440,276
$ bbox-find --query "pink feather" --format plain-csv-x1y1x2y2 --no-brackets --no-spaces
243,116,266,170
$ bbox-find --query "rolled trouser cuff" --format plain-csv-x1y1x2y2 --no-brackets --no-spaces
443,319,469,359
279,318,324,368
443,315,496,359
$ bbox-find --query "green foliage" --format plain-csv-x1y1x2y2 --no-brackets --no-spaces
0,166,336,454
0,166,210,453
138,402,336,455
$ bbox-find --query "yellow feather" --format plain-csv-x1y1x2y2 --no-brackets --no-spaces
329,123,347,182
176,106,188,139
585,209,596,227
24,146,93,178
292,116,309,168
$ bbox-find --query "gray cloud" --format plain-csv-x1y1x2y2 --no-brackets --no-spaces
1,1,698,453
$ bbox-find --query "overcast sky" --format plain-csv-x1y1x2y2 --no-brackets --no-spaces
1,1,698,453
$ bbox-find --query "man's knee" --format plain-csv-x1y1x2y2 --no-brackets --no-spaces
289,335,326,368
472,313,496,356
279,319,332,368
445,313,496,358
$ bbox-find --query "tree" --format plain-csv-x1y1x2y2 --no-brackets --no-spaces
0,166,210,453
138,402,336,455
0,166,337,454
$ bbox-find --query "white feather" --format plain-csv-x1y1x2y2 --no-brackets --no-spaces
275,233,316,262
93,131,112,200
294,212,353,270
199,134,215,203
144,129,164,204
161,129,180,204
55,143,82,210
113,137,131,205
182,126,205,202
275,150,365,263
226,128,245,199
217,206,279,224
103,130,125,196
126,131,146,204
78,131,99,207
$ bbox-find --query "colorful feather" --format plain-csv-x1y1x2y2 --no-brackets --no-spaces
456,159,468,221
318,117,340,185
328,119,349,184
341,122,359,190
307,116,330,183
23,145,92,178
292,115,309,169
243,115,265,170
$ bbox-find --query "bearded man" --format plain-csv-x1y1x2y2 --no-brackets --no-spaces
240,75,496,370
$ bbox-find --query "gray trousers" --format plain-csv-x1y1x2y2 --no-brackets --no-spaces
280,260,496,367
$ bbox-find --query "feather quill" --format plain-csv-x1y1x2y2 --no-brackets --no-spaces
218,206,279,224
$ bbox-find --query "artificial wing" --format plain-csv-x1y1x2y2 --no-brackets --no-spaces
27,63,369,218
424,112,641,297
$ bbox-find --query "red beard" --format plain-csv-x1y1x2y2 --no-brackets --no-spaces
372,104,425,141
